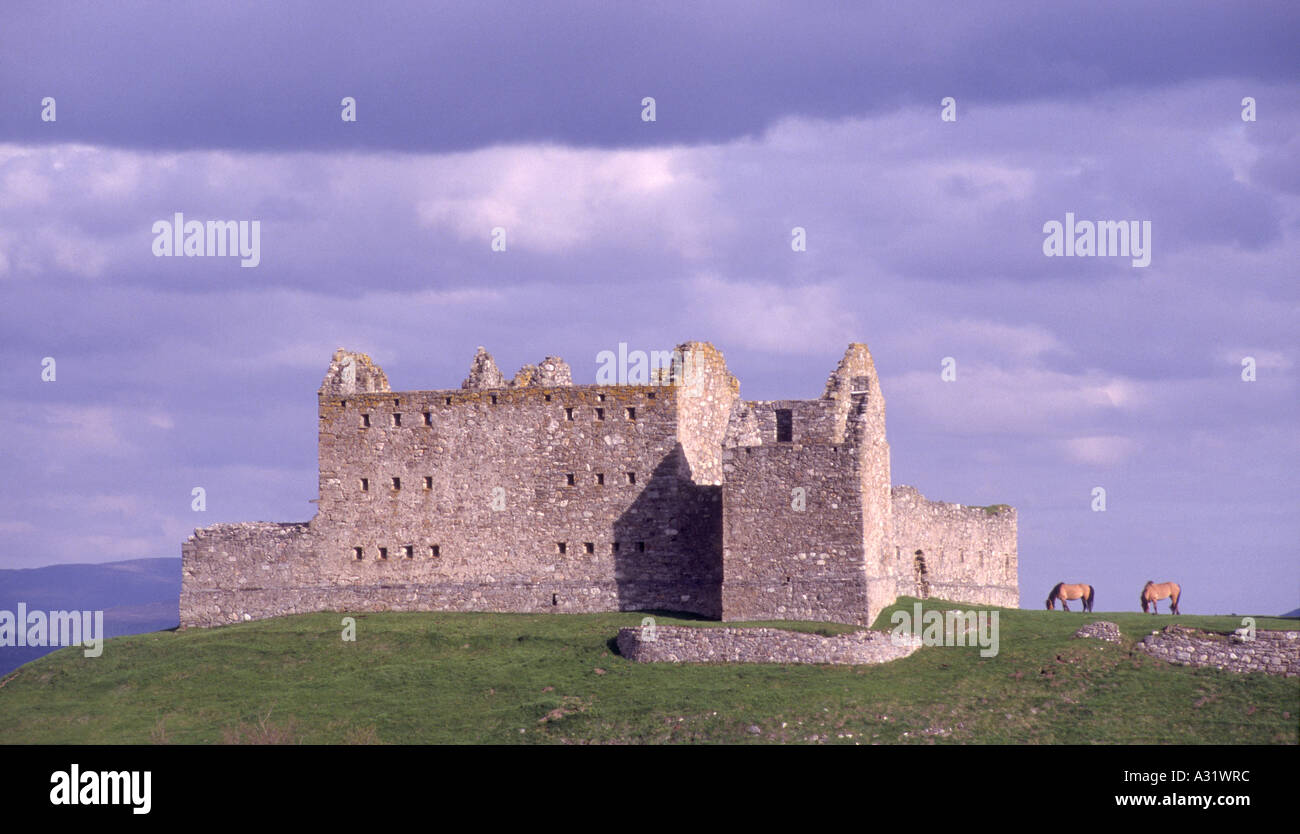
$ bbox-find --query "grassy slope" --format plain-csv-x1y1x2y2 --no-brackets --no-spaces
0,599,1295,744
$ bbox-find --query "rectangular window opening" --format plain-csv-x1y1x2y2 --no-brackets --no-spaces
565,473,575,486
594,407,605,421
423,411,432,426
556,542,567,555
392,477,401,490
392,413,402,427
378,547,388,561
445,397,452,406
490,395,498,405
625,407,636,421
360,478,369,492
430,545,441,558
353,547,363,560
595,473,604,485
625,472,636,485
636,541,646,553
564,407,574,421
402,545,414,559
423,476,433,489
775,408,793,442
361,413,371,428
583,542,594,554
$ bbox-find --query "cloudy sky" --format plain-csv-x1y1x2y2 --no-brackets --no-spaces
1,1,1295,615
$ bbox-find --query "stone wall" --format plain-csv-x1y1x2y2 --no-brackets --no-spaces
180,522,317,627
180,340,1020,629
720,443,868,624
1137,625,1299,677
616,625,920,665
890,485,1018,608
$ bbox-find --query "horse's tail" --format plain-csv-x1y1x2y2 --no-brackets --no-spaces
1086,585,1095,609
1047,582,1063,608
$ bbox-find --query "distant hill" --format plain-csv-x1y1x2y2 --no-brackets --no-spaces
1282,608,1300,619
0,557,180,675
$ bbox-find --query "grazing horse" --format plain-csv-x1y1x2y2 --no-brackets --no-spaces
1140,580,1181,614
1046,582,1095,612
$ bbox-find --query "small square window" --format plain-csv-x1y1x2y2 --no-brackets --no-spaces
597,393,606,402
402,545,414,559
636,541,646,552
544,394,552,402
341,399,347,408
378,547,389,560
490,395,498,404
556,542,567,555
583,542,594,554
445,397,453,406
565,473,575,486
423,411,432,426
423,476,433,489
353,547,363,560
594,408,605,421
392,477,401,490
595,473,604,485
564,407,574,421
625,407,636,421
393,398,400,407
360,478,369,492
430,545,441,558
647,391,656,399
612,542,620,553
625,472,636,485
392,413,402,427
361,413,371,428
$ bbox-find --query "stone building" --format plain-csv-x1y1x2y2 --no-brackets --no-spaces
180,341,1018,628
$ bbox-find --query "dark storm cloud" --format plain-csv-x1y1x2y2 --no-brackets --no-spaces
1,0,1296,152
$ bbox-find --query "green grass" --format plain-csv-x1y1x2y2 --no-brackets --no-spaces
1,599,1295,744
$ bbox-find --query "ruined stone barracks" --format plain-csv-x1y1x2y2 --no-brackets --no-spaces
180,342,1019,628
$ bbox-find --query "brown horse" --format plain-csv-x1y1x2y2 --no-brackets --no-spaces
1046,582,1095,612
1140,580,1181,614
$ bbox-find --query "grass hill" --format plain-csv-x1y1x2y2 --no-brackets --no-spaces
0,598,1295,744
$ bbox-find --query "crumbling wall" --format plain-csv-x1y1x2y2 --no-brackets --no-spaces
616,624,919,665
180,522,319,627
890,485,1018,608
1137,626,1298,677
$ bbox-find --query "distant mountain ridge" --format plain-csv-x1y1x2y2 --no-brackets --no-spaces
0,557,180,676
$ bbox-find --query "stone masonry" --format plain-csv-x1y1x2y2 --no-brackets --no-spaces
1137,625,1299,677
180,341,1019,628
616,625,920,665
